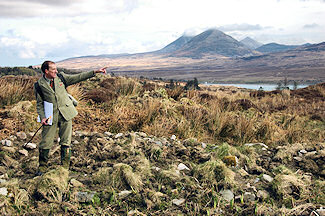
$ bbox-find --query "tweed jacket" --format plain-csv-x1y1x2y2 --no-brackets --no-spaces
35,71,95,122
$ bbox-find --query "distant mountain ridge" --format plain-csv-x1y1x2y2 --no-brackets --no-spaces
170,29,256,57
240,37,263,49
256,43,300,53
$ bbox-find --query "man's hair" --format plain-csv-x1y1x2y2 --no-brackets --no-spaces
41,61,55,73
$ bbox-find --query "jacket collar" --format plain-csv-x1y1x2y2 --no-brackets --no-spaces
39,76,55,93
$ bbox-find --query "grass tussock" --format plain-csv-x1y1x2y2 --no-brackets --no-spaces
36,167,69,202
0,76,36,108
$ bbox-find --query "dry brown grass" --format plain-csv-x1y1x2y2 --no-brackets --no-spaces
0,75,324,146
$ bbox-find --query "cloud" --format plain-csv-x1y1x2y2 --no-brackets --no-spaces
303,23,319,28
218,23,267,32
0,0,139,17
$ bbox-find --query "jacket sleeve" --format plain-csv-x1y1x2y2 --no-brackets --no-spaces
60,71,95,86
34,85,45,121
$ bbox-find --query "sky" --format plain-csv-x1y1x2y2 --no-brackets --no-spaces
1,0,325,66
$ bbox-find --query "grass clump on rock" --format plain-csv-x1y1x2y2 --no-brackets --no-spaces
36,167,69,202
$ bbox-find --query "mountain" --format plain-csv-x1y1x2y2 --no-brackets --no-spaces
240,37,263,49
256,43,300,53
171,29,256,58
155,35,194,54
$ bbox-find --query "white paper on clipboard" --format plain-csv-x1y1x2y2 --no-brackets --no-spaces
37,101,53,125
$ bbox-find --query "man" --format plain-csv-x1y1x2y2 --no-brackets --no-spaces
35,60,107,176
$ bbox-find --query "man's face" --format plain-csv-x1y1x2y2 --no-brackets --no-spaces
45,63,57,79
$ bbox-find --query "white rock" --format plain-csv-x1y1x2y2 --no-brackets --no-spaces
294,156,303,162
0,179,7,184
244,143,268,149
104,131,113,137
24,143,37,150
137,132,147,137
118,190,132,199
70,179,83,187
76,191,95,202
177,163,190,171
244,192,256,202
262,174,273,183
19,149,28,156
254,178,260,183
73,140,79,145
1,140,12,147
0,187,8,196
16,132,27,140
172,198,185,206
220,190,234,202
257,190,269,200
299,149,307,154
152,166,161,172
115,133,124,139
171,135,176,140
201,143,207,149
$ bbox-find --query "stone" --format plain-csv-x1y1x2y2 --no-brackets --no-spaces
24,143,37,150
118,190,132,199
244,192,256,202
0,187,8,196
1,140,12,147
172,198,185,206
262,174,273,183
220,189,234,202
244,143,268,149
299,149,307,154
294,156,303,162
16,131,27,140
201,142,207,149
76,191,96,202
104,131,113,137
73,140,79,145
177,163,190,171
257,190,269,200
154,141,162,147
0,179,6,184
115,133,124,139
137,132,147,137
19,149,28,156
70,179,83,187
171,135,176,140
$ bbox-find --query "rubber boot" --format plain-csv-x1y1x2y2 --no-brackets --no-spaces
61,146,71,169
36,149,49,176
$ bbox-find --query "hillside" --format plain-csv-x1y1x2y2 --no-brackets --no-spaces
0,75,324,215
256,43,300,54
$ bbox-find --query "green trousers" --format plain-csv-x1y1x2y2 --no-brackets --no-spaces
39,112,72,149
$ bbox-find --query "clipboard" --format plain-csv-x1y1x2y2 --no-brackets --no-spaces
37,101,53,125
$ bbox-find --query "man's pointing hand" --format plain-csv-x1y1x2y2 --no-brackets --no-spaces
94,67,108,74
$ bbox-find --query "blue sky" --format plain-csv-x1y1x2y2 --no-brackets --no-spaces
1,0,325,66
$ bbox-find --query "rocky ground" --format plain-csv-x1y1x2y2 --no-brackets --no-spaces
0,75,324,215
0,129,324,215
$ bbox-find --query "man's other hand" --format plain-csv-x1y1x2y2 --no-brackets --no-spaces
41,118,49,125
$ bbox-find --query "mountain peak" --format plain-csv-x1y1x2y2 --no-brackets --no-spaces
172,28,255,57
240,37,263,49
